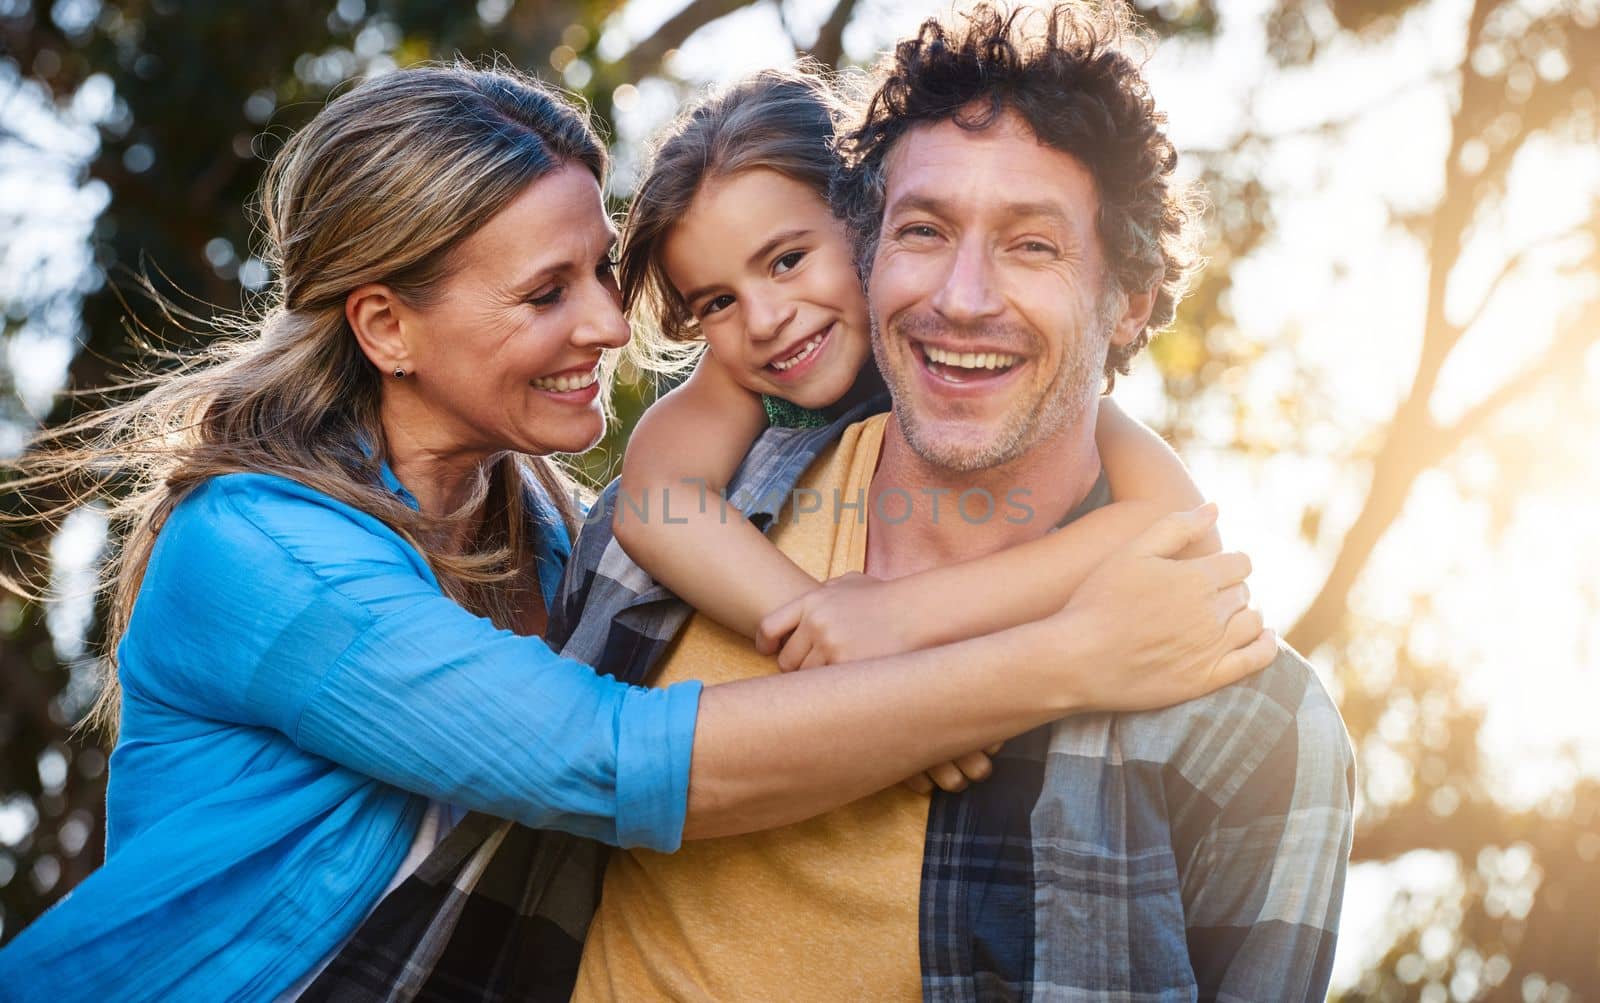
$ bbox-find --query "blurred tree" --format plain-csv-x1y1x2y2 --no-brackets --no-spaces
1153,0,1600,997
5,1,1596,998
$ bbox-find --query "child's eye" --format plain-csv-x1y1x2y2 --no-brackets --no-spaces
701,294,735,317
773,250,806,274
528,286,564,307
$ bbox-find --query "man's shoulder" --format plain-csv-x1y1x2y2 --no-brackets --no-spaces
1056,644,1355,811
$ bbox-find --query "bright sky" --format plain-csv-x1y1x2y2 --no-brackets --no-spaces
5,0,1597,985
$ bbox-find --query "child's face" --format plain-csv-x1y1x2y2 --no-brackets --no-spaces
662,168,872,409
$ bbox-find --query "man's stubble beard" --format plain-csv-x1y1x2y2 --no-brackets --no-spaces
870,290,1121,474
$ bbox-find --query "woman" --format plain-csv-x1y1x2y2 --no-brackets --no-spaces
0,63,1270,1000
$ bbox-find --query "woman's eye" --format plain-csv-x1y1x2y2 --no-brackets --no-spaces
701,294,735,317
528,286,564,307
774,250,805,274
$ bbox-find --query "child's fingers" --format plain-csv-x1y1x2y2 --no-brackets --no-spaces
952,750,994,783
799,643,831,671
777,629,813,672
925,761,970,793
902,773,935,795
756,599,805,656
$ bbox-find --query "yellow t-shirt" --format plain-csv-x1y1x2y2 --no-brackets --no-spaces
572,413,926,1002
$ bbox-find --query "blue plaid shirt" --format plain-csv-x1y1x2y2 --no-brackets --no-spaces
304,399,1356,1002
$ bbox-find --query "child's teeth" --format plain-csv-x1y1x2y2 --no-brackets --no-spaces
773,332,825,371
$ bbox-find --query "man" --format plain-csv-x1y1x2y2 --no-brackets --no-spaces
308,5,1354,1000
563,4,1355,1000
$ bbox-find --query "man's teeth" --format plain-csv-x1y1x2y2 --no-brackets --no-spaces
771,331,826,372
531,368,599,392
923,346,1021,370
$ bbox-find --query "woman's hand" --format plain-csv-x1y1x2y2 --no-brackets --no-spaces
1056,503,1277,713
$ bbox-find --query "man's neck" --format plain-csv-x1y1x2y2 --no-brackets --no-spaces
865,407,1103,581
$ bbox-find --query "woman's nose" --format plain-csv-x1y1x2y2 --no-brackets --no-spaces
574,275,632,350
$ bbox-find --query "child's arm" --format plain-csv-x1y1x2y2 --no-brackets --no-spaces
614,351,821,638
1096,396,1220,557
761,397,1234,668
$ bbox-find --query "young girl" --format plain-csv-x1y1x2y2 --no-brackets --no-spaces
614,67,1248,789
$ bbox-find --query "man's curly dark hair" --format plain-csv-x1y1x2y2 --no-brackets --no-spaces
835,1,1204,385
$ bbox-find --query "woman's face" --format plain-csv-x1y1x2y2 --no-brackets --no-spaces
392,164,629,458
661,168,871,410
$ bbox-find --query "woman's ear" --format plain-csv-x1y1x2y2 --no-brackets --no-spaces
346,283,411,375
1110,284,1158,349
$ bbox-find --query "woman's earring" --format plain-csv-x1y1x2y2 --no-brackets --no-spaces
392,367,406,379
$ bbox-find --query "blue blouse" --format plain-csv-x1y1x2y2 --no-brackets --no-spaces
0,470,702,1001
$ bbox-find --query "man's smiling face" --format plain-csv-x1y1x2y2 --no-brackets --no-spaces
867,108,1138,473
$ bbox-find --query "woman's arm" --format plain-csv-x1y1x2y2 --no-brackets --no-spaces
615,352,819,637
762,398,1233,669
150,474,1269,850
687,507,1272,837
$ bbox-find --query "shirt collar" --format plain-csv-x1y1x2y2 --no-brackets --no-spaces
376,457,421,512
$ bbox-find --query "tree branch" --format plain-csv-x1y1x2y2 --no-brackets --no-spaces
810,0,861,68
1450,223,1596,341
1432,314,1597,459
616,0,754,80
1286,299,1599,654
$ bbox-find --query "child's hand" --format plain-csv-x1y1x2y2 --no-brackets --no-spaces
755,572,925,671
757,575,1006,795
901,743,1004,795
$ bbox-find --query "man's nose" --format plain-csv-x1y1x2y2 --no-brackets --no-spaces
743,289,796,344
930,237,1004,324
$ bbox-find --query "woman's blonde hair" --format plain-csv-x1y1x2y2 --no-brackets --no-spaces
619,63,853,376
7,62,610,737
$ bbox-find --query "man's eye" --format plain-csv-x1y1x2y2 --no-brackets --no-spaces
528,286,564,307
1020,241,1057,255
899,224,939,240
774,250,805,274
701,294,735,317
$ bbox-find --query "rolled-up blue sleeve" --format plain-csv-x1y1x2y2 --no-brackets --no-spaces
124,473,701,852
614,683,700,850
294,601,702,852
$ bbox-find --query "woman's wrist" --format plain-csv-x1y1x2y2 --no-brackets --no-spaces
979,613,1104,720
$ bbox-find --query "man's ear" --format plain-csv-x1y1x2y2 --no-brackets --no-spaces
1109,283,1158,348
346,283,411,374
